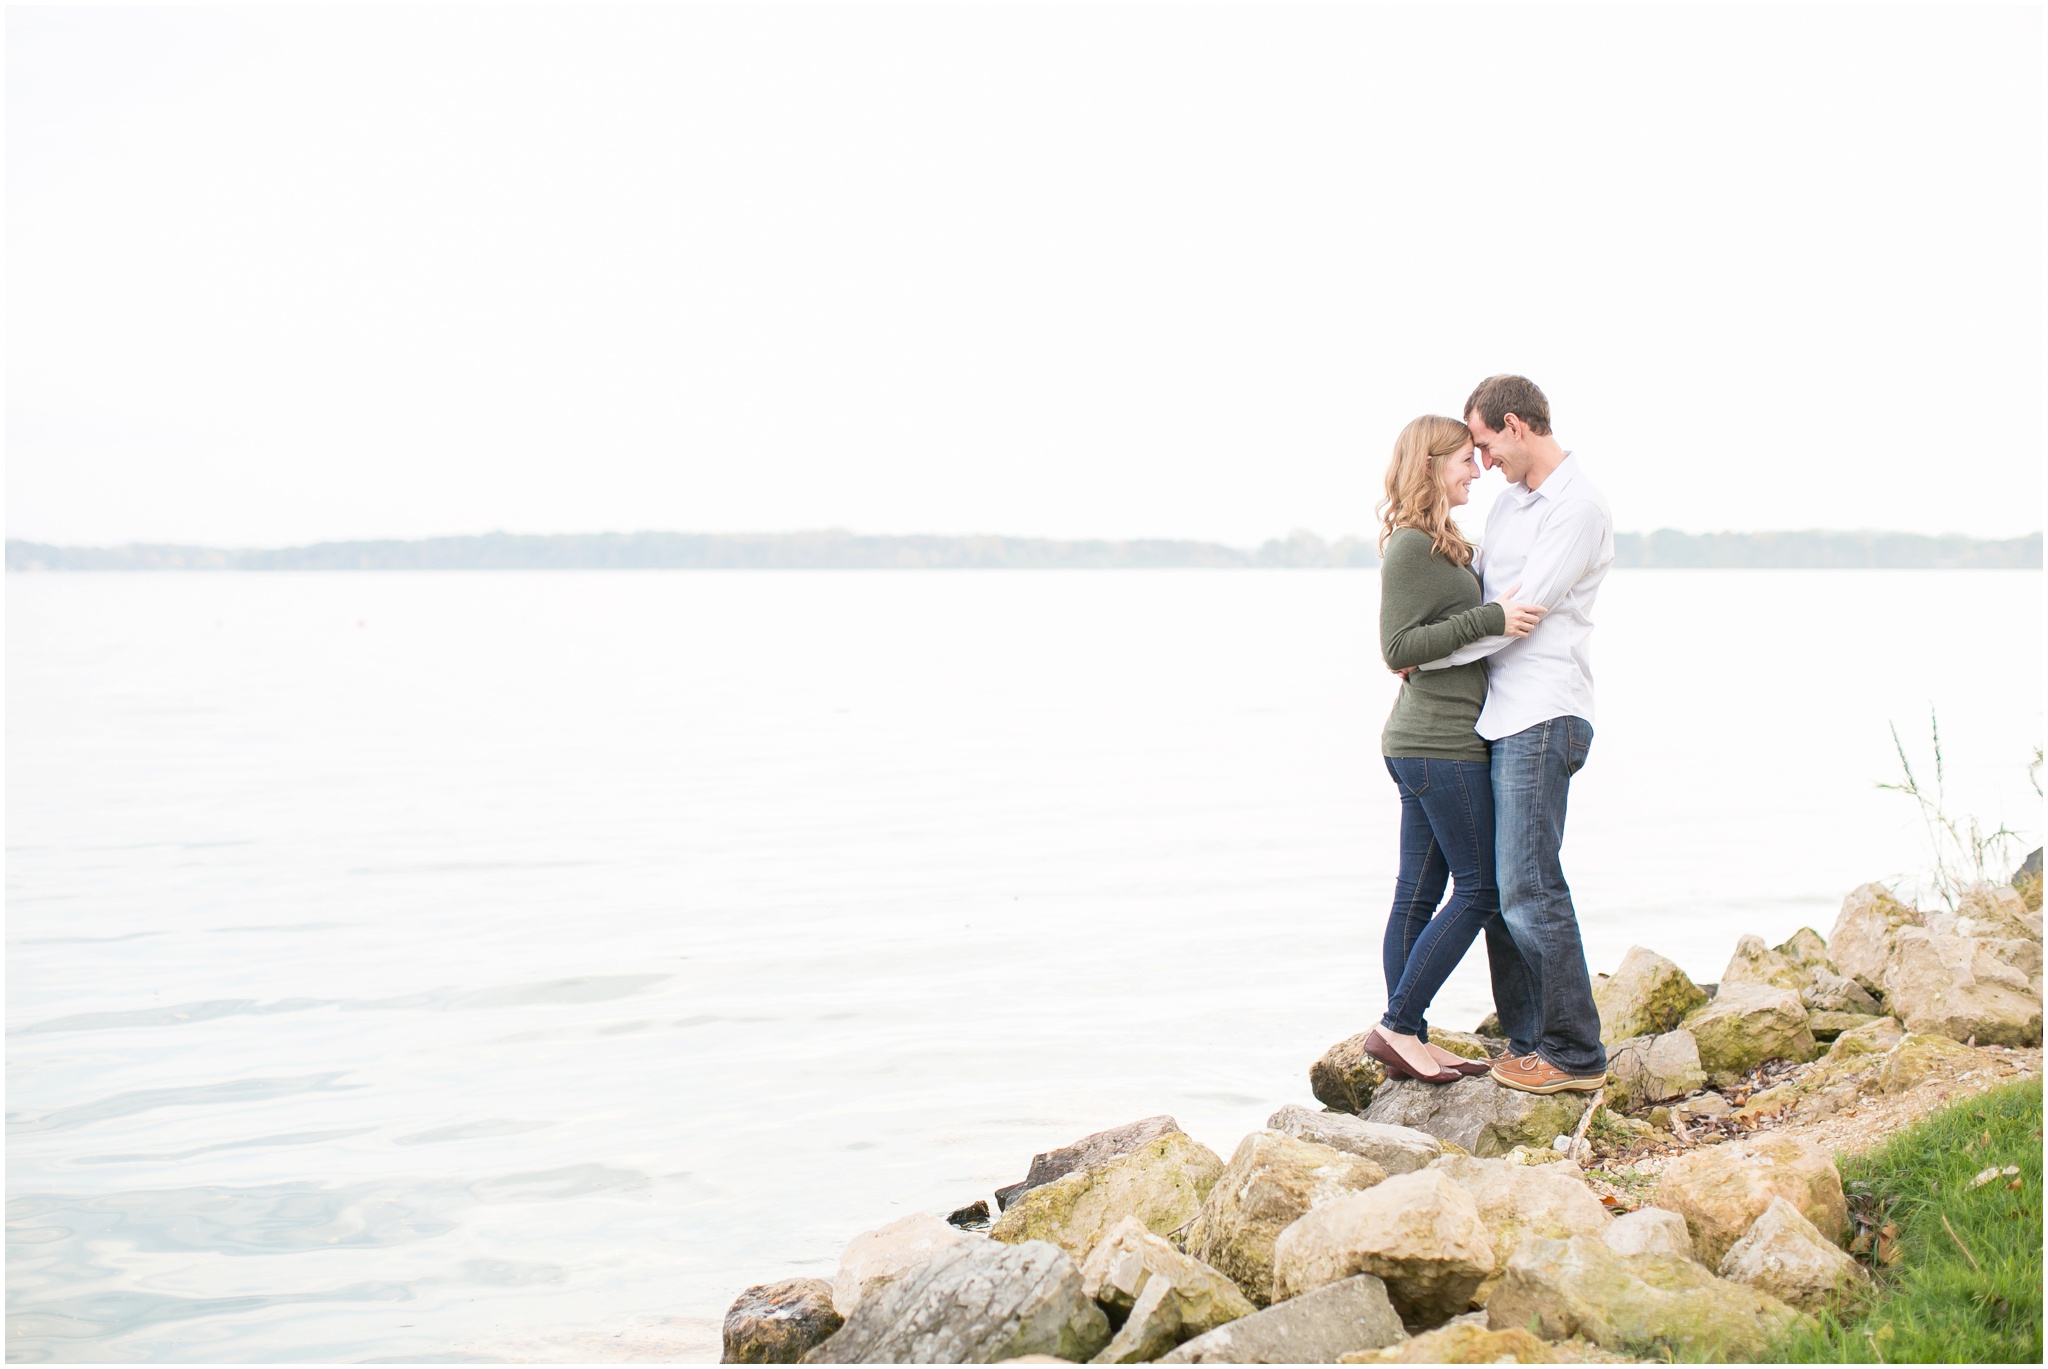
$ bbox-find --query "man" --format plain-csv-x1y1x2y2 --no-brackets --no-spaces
1418,374,1613,1094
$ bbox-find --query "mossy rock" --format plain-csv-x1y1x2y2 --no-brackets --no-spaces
1682,981,1819,1086
1311,1031,1391,1114
1428,1030,1501,1062
1595,948,1709,1045
990,1130,1225,1262
1876,1032,1978,1094
1488,1234,1802,1360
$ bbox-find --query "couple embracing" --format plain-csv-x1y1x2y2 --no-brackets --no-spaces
1366,374,1610,1097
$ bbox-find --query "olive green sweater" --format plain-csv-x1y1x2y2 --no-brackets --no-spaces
1379,527,1506,762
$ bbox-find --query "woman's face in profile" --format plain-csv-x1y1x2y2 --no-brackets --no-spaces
1440,443,1481,508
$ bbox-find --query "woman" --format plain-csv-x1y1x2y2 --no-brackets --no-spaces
1363,415,1544,1083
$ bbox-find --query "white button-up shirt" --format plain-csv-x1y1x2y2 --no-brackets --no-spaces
1421,454,1613,741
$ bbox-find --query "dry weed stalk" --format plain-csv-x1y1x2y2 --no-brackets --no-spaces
1877,712,2034,912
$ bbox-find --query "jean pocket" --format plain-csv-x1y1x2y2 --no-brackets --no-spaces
1388,757,1430,796
1566,721,1593,775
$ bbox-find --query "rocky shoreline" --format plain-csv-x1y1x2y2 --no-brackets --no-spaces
721,872,2043,1364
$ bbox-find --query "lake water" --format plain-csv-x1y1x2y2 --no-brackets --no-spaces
7,569,2041,1362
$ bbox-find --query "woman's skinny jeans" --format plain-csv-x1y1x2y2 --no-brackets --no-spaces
1380,755,1498,1041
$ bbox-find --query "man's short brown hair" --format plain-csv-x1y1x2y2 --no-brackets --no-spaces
1464,374,1552,436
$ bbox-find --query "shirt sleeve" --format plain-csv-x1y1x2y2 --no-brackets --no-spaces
1417,498,1606,671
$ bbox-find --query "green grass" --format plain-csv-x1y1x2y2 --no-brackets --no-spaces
1771,1079,2043,1364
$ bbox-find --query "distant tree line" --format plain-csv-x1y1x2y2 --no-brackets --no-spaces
1611,529,2040,569
6,528,2040,572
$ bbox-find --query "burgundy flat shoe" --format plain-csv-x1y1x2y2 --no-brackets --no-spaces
1445,1056,1494,1077
1362,1028,1465,1084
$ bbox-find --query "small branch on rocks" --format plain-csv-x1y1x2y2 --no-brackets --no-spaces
1569,1088,1605,1166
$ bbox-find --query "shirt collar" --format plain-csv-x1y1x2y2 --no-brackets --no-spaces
1513,451,1578,502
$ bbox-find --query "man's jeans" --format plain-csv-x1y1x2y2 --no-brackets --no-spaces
1380,757,1498,1042
1489,716,1606,1077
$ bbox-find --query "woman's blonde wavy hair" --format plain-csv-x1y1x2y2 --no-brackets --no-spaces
1376,414,1477,567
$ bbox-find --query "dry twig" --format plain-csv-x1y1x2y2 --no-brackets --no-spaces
1940,1212,1981,1272
1568,1088,1605,1165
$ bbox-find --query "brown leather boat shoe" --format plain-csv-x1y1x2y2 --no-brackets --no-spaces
1488,1052,1607,1094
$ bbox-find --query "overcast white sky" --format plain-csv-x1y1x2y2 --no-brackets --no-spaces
7,2,2043,548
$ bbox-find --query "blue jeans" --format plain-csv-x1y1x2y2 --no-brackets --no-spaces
1489,716,1606,1077
1380,757,1498,1040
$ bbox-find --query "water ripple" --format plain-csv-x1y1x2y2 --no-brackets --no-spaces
12,998,338,1036
342,975,668,1012
4,1282,414,1355
6,1073,357,1136
6,1167,652,1263
73,1127,379,1166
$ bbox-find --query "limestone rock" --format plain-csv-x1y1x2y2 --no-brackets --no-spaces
1486,1234,1801,1360
1604,1207,1695,1262
1593,947,1708,1044
1653,1133,1848,1266
1802,967,1882,1016
1882,927,2042,1046
1876,1032,1979,1093
1361,1075,1588,1158
1722,933,1812,994
1266,1105,1444,1176
1939,882,2041,943
1805,1010,1874,1041
991,1130,1224,1262
996,1116,1183,1211
1681,981,1819,1087
1732,1084,1797,1124
1983,935,2045,982
1339,1320,1555,1363
1778,927,1833,973
1604,1030,1705,1110
1080,1217,1254,1363
1799,1017,1908,1095
1718,1196,1872,1313
804,1239,1109,1363
1272,1168,1497,1327
1428,1155,1611,1267
1184,1130,1387,1306
1826,1015,1905,1060
1427,1155,1609,1306
1427,1030,1501,1062
1312,1031,1391,1114
723,1279,844,1364
1829,883,1922,995
1155,1275,1404,1363
833,1213,977,1316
